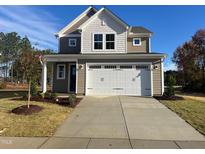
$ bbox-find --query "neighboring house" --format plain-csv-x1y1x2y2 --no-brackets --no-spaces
42,6,166,96
0,61,12,78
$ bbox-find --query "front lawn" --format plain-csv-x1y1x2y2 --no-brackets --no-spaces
0,97,73,137
159,98,205,135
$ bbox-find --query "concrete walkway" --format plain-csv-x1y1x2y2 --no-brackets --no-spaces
0,96,205,149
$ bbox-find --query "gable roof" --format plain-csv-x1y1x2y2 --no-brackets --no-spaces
78,7,129,30
56,6,97,37
129,26,153,34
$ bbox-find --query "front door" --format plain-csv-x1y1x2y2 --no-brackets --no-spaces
69,65,76,92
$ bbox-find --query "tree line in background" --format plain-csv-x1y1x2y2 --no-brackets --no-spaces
0,32,54,86
165,29,205,93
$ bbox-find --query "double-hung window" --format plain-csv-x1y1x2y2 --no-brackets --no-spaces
57,64,65,79
94,34,103,50
106,34,115,50
93,33,115,50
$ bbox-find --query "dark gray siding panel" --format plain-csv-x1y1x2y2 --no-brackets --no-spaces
52,62,68,93
59,37,81,54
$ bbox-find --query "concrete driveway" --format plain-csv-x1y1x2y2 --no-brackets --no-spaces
1,96,205,149
54,96,205,141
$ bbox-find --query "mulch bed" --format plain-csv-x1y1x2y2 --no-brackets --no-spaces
154,95,184,101
11,105,43,115
11,96,83,108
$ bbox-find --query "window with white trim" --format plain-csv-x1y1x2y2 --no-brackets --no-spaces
57,64,65,79
69,39,76,47
93,33,115,50
94,34,103,50
133,38,141,46
106,34,115,50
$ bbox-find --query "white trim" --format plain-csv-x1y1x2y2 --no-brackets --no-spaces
78,7,129,30
81,30,83,53
125,31,128,53
57,6,97,36
85,62,152,96
149,37,151,53
42,62,47,93
56,64,66,80
161,59,164,95
61,34,81,37
133,38,141,46
92,32,116,52
150,64,153,96
68,38,77,47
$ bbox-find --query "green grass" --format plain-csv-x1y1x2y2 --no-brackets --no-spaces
0,91,27,99
0,96,73,137
159,98,205,135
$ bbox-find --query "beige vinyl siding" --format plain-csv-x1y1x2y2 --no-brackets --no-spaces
127,37,149,53
77,60,86,94
77,59,162,96
82,10,127,53
153,62,162,95
62,9,96,35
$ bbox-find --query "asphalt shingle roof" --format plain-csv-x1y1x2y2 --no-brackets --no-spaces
129,26,153,34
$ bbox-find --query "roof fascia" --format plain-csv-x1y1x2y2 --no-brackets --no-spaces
78,7,129,30
56,6,97,37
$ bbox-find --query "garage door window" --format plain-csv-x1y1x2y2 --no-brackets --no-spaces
89,65,101,69
120,65,132,69
136,65,148,69
104,65,117,69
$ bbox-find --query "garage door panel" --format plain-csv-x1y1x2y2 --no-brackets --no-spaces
86,64,151,96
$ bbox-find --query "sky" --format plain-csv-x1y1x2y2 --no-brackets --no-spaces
0,5,205,71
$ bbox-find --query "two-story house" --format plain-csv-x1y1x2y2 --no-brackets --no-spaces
42,6,166,96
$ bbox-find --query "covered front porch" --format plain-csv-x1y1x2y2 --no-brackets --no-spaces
41,58,78,94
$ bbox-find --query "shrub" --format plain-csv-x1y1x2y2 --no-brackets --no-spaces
68,94,77,107
38,92,45,99
30,81,38,96
44,92,52,99
164,75,176,98
51,93,58,100
0,82,6,89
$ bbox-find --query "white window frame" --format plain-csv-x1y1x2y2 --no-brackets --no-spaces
92,33,116,51
57,64,65,80
133,38,141,46
105,33,115,51
69,38,77,47
93,33,103,51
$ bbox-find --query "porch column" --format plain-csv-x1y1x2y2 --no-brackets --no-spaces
42,61,47,93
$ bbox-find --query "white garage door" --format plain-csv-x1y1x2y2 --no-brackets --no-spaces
86,63,152,96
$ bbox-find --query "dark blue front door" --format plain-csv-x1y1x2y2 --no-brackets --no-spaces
70,65,76,92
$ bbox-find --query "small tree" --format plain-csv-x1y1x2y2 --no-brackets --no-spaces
17,48,40,108
164,74,176,98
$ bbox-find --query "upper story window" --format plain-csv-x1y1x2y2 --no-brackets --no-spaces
57,64,65,79
106,34,115,50
93,33,115,51
69,39,77,47
94,34,103,50
133,38,141,46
